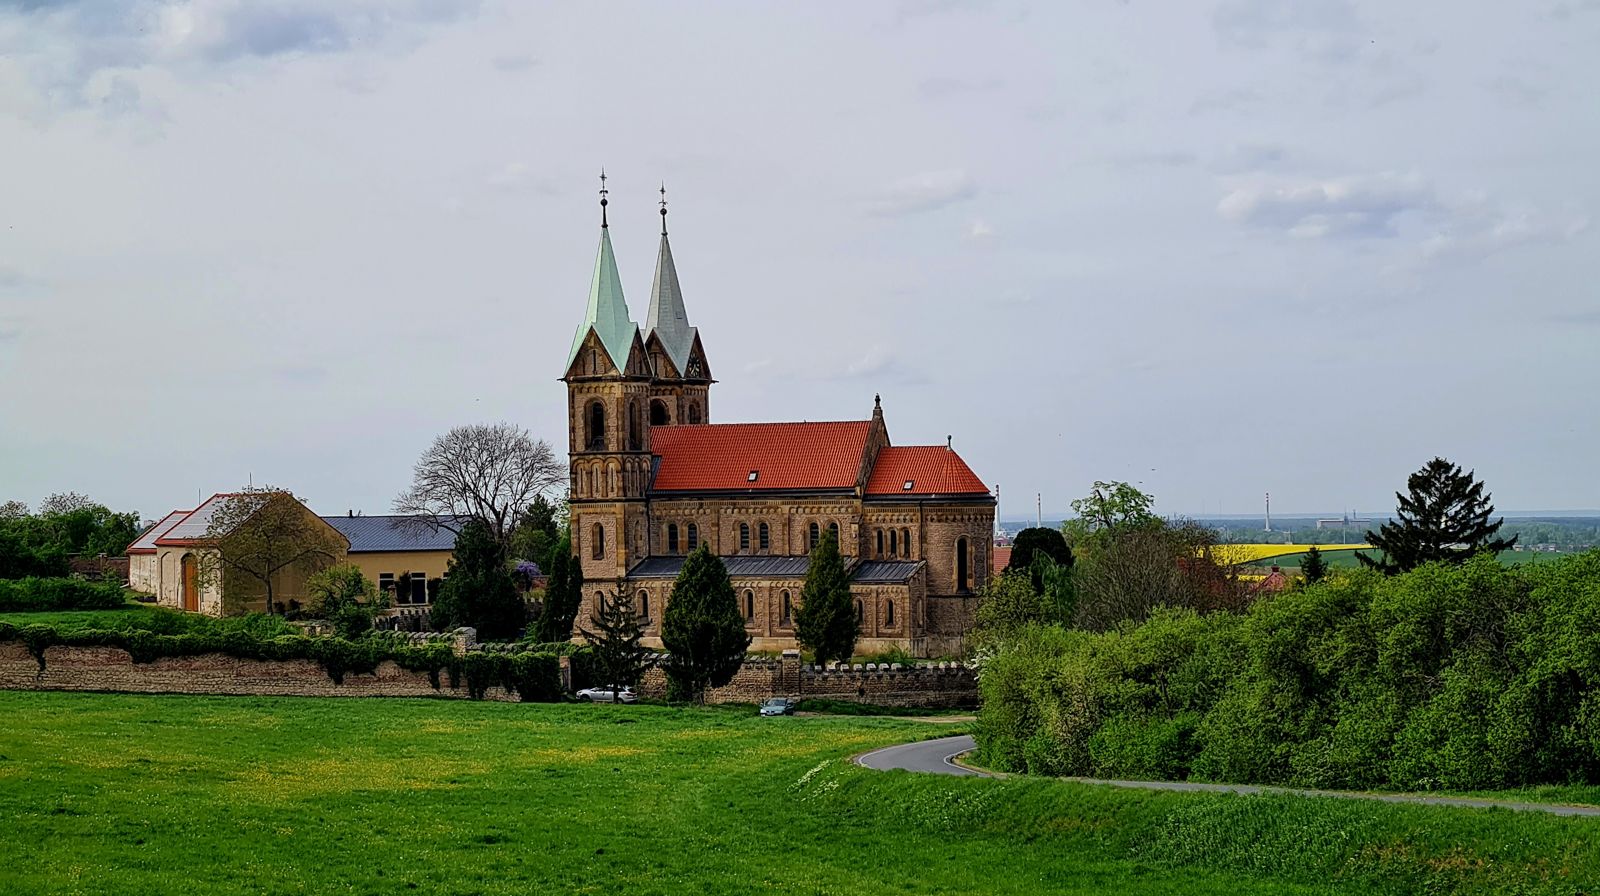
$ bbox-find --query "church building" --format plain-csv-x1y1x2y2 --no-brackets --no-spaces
562,181,995,657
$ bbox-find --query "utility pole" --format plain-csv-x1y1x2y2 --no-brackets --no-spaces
994,484,1001,539
1036,493,1042,528
1265,492,1272,533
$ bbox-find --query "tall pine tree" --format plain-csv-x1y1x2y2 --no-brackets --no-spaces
1301,546,1329,584
660,545,750,702
431,518,526,639
794,529,859,665
532,533,581,643
578,590,654,701
1358,457,1517,574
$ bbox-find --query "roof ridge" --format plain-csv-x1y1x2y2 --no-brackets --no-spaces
656,419,869,429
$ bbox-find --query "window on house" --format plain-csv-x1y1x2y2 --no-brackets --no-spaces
828,522,839,544
745,590,755,622
747,470,758,482
378,573,395,601
688,401,702,424
888,529,898,558
650,399,669,426
876,529,884,557
808,522,820,550
687,523,699,551
886,600,896,627
410,575,427,604
758,522,770,551
638,591,650,620
739,523,750,552
902,528,912,558
627,400,642,451
956,536,970,593
781,591,792,624
855,599,864,623
592,523,605,560
587,400,606,450
667,523,679,554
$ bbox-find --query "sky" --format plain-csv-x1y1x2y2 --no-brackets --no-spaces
1,0,1597,523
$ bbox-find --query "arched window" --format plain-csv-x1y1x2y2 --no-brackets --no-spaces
687,401,702,425
627,400,641,451
638,591,650,620
876,529,884,557
587,400,606,450
855,599,864,623
781,591,792,624
758,522,770,551
828,521,839,545
888,529,898,558
667,523,680,554
650,399,670,426
739,523,750,552
744,590,755,621
808,522,820,550
956,536,970,593
902,528,912,558
687,523,699,551
886,600,896,627
591,522,605,560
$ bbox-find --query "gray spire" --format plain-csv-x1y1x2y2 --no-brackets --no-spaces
645,187,697,375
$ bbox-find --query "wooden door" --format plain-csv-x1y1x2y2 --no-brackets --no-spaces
181,554,199,612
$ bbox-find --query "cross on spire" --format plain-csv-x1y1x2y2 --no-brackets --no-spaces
659,182,668,235
599,168,609,228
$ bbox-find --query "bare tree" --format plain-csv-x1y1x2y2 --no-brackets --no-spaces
394,423,566,546
203,488,347,615
39,492,94,516
0,500,28,521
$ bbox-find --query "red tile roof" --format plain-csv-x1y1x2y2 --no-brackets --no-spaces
992,545,1012,573
650,421,873,492
865,446,990,497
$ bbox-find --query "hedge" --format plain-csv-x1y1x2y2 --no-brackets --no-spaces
0,577,127,612
976,550,1600,792
0,622,562,701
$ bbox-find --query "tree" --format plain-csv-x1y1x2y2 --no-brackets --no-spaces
430,518,526,639
306,564,389,638
579,589,655,700
1032,553,1077,625
660,545,750,702
531,534,581,643
394,423,565,548
38,492,94,516
204,489,345,615
1063,481,1160,546
976,569,1051,639
1301,546,1329,585
1357,457,1517,574
510,494,565,568
1007,527,1073,574
1071,521,1240,631
794,529,859,665
0,501,28,521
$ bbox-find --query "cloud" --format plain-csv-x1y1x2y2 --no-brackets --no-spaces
271,364,330,384
867,169,977,217
835,344,928,384
1418,206,1589,262
0,0,481,108
1209,143,1290,174
967,218,994,240
1213,0,1363,59
1485,74,1549,106
1218,173,1434,238
0,264,28,291
485,161,556,194
490,54,538,73
916,76,1004,100
1549,308,1600,326
1103,149,1198,169
1190,86,1264,116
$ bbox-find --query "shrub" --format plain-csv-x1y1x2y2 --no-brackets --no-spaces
305,564,388,639
0,577,128,612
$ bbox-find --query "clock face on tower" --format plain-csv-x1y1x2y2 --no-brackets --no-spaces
686,356,703,378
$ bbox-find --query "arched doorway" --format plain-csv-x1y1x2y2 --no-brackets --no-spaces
181,553,200,612
650,399,670,426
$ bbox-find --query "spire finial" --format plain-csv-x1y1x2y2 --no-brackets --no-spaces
599,168,609,228
659,182,668,235
874,393,881,410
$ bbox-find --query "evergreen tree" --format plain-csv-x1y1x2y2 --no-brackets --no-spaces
1301,546,1329,585
578,590,655,701
1358,457,1517,574
660,545,750,702
1007,527,1074,573
531,534,581,643
794,529,858,665
431,518,526,639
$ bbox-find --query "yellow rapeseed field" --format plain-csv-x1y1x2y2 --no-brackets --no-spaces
1211,544,1368,566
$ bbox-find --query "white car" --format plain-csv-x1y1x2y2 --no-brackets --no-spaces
576,685,638,704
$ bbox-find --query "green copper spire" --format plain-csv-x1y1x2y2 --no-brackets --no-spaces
566,172,640,372
645,184,699,376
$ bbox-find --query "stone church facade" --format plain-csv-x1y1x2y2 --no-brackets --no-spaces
563,188,994,657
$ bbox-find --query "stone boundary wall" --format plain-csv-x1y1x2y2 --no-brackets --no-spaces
638,653,977,708
0,642,519,702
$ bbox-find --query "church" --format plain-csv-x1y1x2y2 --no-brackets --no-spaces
562,182,995,657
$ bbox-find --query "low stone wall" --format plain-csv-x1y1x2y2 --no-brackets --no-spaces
638,653,976,708
0,642,518,702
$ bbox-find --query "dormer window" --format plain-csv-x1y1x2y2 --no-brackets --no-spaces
748,470,759,483
902,480,914,491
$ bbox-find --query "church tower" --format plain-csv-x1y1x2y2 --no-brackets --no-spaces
562,174,654,587
643,186,714,426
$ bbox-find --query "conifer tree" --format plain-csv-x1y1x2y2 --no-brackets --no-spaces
660,545,750,702
532,533,580,643
578,590,654,701
431,518,526,639
1357,457,1517,574
1301,546,1329,585
794,529,859,665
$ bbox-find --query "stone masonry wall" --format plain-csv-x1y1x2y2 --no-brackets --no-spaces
0,642,519,702
638,653,976,709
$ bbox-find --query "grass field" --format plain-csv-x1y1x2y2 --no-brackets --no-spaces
2,693,1598,894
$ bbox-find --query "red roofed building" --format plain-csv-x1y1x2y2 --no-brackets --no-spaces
561,193,994,656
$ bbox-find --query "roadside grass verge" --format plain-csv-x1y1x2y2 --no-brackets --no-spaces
0,692,1595,895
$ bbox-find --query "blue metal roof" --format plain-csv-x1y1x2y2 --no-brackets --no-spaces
850,560,924,584
320,516,459,553
626,555,923,584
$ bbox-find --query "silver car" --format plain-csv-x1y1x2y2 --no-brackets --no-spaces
576,685,638,703
759,697,797,716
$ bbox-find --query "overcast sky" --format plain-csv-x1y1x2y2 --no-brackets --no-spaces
2,0,1596,522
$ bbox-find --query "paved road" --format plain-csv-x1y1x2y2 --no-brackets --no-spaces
856,735,1600,817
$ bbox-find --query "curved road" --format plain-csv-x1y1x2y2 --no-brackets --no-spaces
855,735,1600,817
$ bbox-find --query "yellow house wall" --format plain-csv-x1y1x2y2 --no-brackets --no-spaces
343,550,453,583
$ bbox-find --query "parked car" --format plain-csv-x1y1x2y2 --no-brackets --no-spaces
759,697,797,716
576,685,638,704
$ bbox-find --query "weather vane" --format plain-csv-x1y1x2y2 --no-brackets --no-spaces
659,182,668,235
599,168,609,228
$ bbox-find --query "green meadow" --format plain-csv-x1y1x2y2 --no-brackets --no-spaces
1,692,1597,895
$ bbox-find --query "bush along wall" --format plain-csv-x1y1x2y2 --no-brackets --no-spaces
0,622,563,701
976,550,1600,792
0,578,128,612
